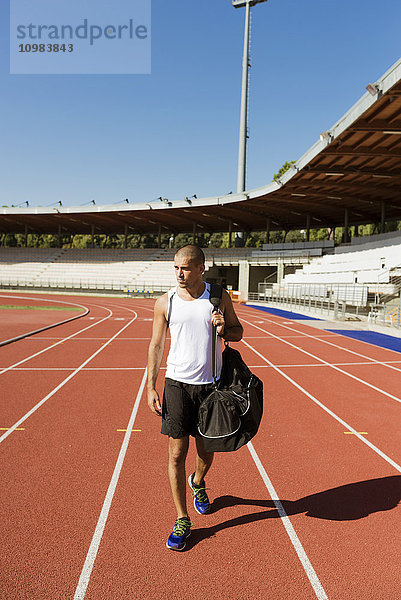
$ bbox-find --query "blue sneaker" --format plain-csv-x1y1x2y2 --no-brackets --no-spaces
166,517,192,551
188,473,210,515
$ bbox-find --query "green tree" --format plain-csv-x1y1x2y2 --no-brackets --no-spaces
273,160,296,182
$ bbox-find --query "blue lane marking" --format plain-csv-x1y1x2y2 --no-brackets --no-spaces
327,330,401,354
246,305,321,321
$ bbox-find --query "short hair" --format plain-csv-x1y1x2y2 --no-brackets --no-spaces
175,244,205,265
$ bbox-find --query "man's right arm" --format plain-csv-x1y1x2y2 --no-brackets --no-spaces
147,294,168,416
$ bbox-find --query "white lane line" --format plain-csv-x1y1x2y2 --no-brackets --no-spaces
240,318,401,406
249,335,339,341
246,361,394,369
73,368,147,600
239,307,401,374
242,339,401,474
248,360,401,367
8,361,392,372
0,367,148,371
247,442,328,600
0,306,113,377
23,337,150,341
0,312,138,445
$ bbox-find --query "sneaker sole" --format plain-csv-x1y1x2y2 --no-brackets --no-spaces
193,504,210,515
166,531,191,551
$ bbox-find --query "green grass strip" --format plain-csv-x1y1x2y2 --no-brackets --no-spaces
0,305,82,311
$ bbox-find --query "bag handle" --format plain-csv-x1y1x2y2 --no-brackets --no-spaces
209,283,223,383
212,320,218,383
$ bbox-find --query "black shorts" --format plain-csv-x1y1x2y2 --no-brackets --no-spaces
161,377,215,438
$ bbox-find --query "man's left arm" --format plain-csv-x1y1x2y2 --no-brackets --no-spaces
211,289,243,342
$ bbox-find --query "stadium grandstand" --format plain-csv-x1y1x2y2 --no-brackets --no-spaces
1,58,401,328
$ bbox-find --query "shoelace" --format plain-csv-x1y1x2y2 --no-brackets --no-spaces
192,485,209,504
173,518,191,536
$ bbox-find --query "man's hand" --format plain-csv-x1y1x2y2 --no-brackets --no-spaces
211,311,225,337
210,290,243,342
147,388,162,416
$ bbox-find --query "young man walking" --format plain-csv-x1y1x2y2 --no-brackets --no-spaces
147,245,243,550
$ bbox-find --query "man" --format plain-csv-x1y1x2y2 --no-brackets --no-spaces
147,244,243,551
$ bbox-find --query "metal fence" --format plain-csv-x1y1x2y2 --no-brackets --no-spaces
367,304,401,328
0,278,172,295
249,281,401,328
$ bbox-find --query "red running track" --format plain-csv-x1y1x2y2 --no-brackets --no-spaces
0,294,88,342
0,292,400,600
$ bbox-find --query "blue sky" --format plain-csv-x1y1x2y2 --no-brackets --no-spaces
1,0,400,208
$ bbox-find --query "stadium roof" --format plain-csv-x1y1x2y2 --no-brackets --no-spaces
2,58,401,237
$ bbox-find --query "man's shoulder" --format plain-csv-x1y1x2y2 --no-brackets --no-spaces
154,292,169,313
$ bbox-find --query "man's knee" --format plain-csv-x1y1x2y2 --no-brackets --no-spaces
195,436,214,462
168,437,189,466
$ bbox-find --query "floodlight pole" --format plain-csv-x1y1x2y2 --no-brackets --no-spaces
233,0,267,194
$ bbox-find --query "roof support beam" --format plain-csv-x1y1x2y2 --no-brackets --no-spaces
323,146,401,158
350,119,401,132
305,166,401,178
284,180,401,199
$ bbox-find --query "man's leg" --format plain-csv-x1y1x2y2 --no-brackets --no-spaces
168,436,190,518
193,436,214,486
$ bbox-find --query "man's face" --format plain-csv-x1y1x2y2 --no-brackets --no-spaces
174,255,204,288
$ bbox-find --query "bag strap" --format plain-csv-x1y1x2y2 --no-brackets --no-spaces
166,287,176,328
209,283,223,382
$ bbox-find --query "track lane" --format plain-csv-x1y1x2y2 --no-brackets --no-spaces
237,337,401,599
0,293,89,343
0,303,113,373
234,308,401,462
251,389,400,599
0,368,148,600
74,369,148,600
237,305,401,372
239,316,401,407
0,302,154,599
241,338,401,472
79,383,325,600
0,308,139,445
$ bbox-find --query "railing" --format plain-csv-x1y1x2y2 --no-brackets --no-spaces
250,281,401,327
259,281,369,306
368,304,401,328
205,250,320,266
0,277,172,295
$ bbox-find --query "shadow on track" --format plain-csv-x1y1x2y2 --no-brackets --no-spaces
187,476,401,549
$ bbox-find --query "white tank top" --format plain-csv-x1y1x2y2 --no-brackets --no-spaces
165,282,222,384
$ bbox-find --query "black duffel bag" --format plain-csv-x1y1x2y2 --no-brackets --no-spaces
197,285,263,452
